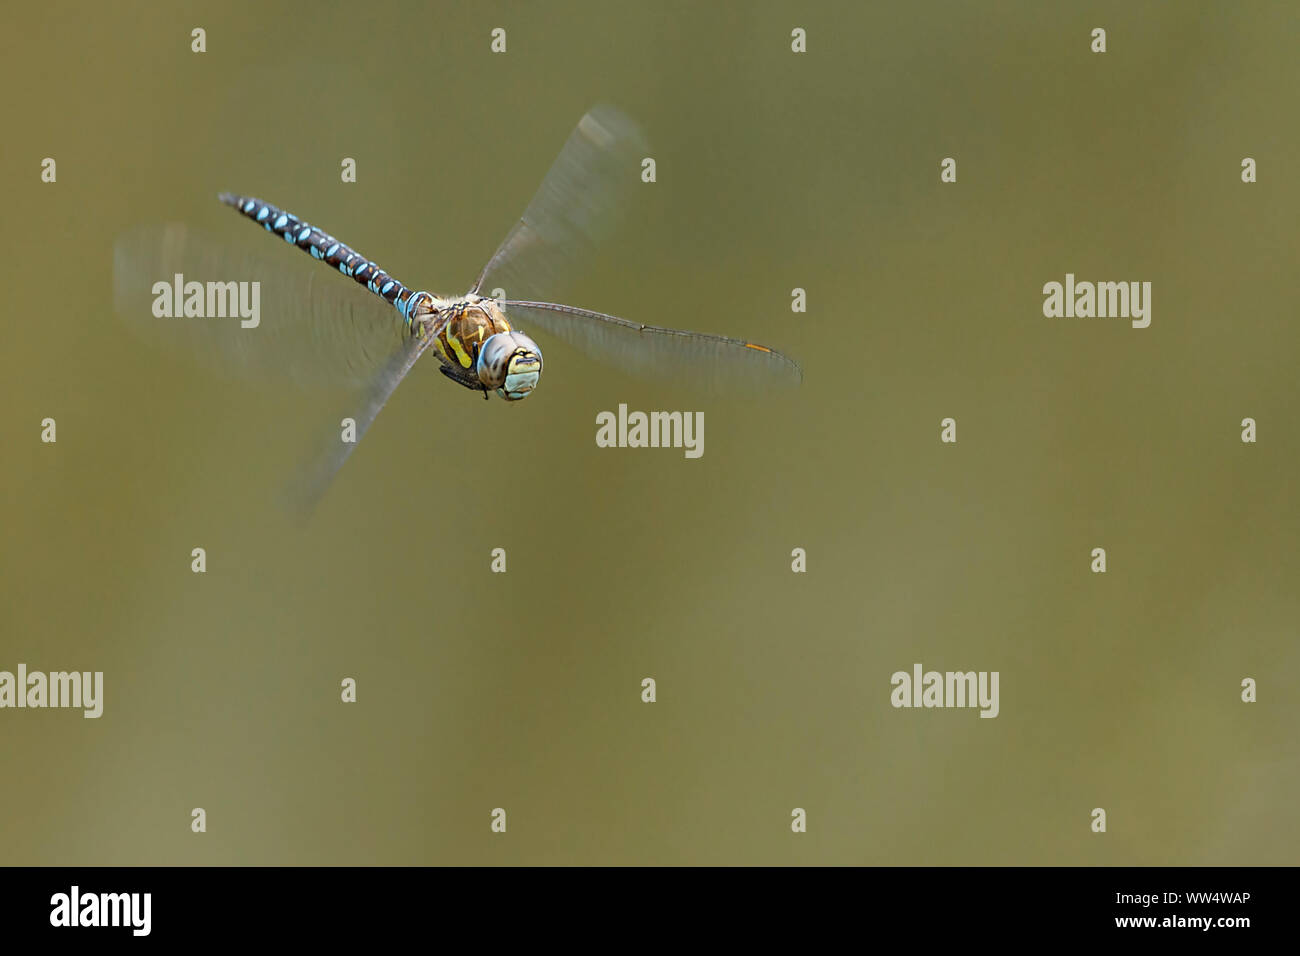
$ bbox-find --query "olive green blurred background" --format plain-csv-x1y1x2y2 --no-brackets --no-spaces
2,1,1296,865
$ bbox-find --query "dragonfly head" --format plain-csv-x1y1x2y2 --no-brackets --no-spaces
477,331,543,401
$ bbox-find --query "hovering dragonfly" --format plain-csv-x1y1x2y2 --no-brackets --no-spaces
114,105,801,511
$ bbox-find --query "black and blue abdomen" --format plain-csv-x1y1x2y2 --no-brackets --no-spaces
218,193,428,327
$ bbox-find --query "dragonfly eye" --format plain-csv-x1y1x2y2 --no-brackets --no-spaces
476,331,542,401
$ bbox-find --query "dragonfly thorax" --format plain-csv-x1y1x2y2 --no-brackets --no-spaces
422,294,542,401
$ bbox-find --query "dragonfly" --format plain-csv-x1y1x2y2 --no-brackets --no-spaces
114,105,801,512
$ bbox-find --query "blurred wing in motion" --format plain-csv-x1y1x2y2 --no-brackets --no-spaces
474,104,801,392
504,301,803,393
114,223,430,517
113,223,408,389
282,335,431,521
473,103,649,305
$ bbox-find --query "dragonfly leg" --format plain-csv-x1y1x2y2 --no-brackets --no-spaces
437,362,490,398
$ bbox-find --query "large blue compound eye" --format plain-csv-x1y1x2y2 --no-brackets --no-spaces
476,331,542,401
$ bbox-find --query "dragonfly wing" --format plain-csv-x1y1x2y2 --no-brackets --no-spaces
474,106,801,392
113,223,408,389
116,223,430,516
282,335,432,520
473,104,649,303
503,301,802,394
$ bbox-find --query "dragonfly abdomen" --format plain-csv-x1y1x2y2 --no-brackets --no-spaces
218,193,432,331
